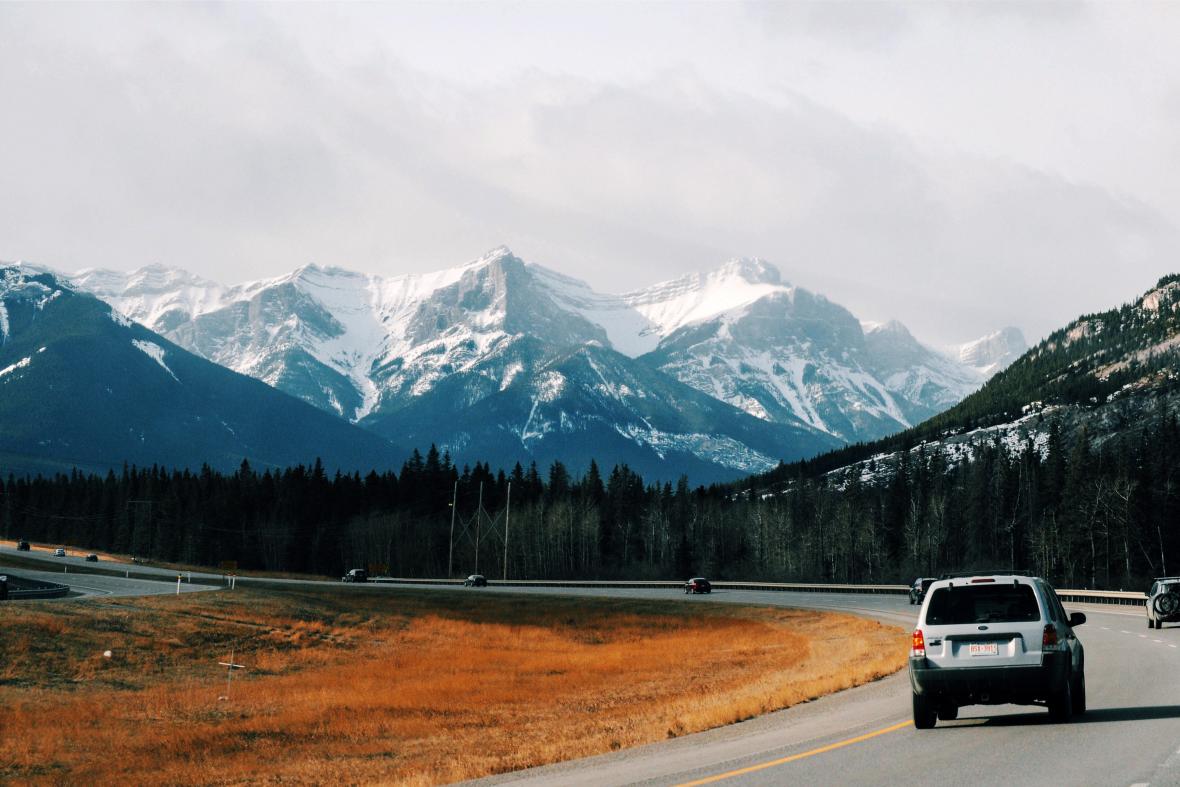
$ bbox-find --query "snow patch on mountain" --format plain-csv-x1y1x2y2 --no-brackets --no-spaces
533,257,790,357
521,371,567,443
831,405,1054,489
616,424,779,473
132,340,179,382
0,355,32,380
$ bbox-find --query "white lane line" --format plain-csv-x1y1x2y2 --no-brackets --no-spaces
1101,626,1111,630
1140,634,1149,638
62,583,115,595
1122,630,1132,634
1155,639,1164,643
1170,645,1178,649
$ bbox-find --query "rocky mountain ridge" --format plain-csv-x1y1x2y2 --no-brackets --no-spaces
64,248,1020,480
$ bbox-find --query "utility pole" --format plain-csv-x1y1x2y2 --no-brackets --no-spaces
475,482,483,575
503,481,511,581
447,481,457,578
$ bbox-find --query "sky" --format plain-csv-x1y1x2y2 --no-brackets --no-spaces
2,1,1179,348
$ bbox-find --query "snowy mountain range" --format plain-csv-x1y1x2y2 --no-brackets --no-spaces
0,266,402,477
65,248,1021,481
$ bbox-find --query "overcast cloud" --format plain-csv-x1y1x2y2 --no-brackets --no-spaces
2,2,1179,347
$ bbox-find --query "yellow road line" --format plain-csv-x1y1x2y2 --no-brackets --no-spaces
675,720,913,787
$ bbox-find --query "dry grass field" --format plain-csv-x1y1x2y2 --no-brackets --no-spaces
0,586,907,785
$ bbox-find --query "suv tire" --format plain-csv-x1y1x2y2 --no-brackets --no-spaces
1155,592,1180,617
912,692,937,729
1049,677,1074,722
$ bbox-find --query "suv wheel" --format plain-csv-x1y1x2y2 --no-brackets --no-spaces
912,692,937,729
1155,592,1180,617
1049,677,1074,722
1071,671,1086,716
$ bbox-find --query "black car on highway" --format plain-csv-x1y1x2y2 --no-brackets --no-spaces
684,577,712,594
464,574,487,587
342,568,368,583
909,577,936,605
16,539,30,551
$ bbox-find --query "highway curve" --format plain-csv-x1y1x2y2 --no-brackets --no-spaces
5,546,1177,786
0,545,221,598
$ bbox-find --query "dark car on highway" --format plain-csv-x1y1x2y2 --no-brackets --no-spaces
85,554,99,562
16,539,30,551
684,577,712,594
464,574,487,587
342,568,368,583
909,577,936,605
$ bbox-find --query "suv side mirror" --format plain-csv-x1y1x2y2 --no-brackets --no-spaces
1068,612,1087,627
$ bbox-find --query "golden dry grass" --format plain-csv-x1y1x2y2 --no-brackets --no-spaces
0,587,907,785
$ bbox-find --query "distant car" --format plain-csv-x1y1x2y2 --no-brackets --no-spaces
342,568,368,583
131,557,143,564
54,548,66,557
909,577,937,605
16,540,30,551
1146,577,1180,629
464,574,487,587
85,554,98,562
684,577,712,594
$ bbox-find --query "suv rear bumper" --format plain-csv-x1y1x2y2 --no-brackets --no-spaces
909,652,1070,706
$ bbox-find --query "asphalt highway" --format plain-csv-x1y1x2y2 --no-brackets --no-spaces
0,544,222,597
463,590,1180,787
5,545,1178,786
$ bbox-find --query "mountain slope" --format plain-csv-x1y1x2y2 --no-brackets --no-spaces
0,266,403,476
362,342,842,483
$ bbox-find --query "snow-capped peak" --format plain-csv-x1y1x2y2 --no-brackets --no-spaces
957,327,1028,377
712,257,782,287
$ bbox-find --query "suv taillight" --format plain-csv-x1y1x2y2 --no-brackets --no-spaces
912,629,926,658
1042,623,1059,649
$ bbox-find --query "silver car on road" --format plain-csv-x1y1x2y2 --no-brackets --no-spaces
909,572,1086,727
1145,577,1180,629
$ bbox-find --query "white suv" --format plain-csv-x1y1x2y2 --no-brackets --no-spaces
909,572,1086,728
1146,578,1180,629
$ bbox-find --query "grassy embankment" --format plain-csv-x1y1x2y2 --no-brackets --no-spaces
0,586,907,785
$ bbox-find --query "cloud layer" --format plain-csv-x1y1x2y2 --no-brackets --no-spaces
1,2,1178,346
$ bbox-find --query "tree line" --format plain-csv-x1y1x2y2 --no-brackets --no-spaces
2,398,1178,590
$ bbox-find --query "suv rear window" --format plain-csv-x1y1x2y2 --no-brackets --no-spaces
925,584,1040,625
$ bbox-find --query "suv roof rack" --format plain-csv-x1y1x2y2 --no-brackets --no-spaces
939,569,1032,580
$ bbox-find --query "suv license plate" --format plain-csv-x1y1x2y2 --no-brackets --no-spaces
968,642,999,657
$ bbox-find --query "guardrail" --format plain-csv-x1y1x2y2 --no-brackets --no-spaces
1057,589,1145,606
1,573,71,600
372,578,908,593
372,578,1148,606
